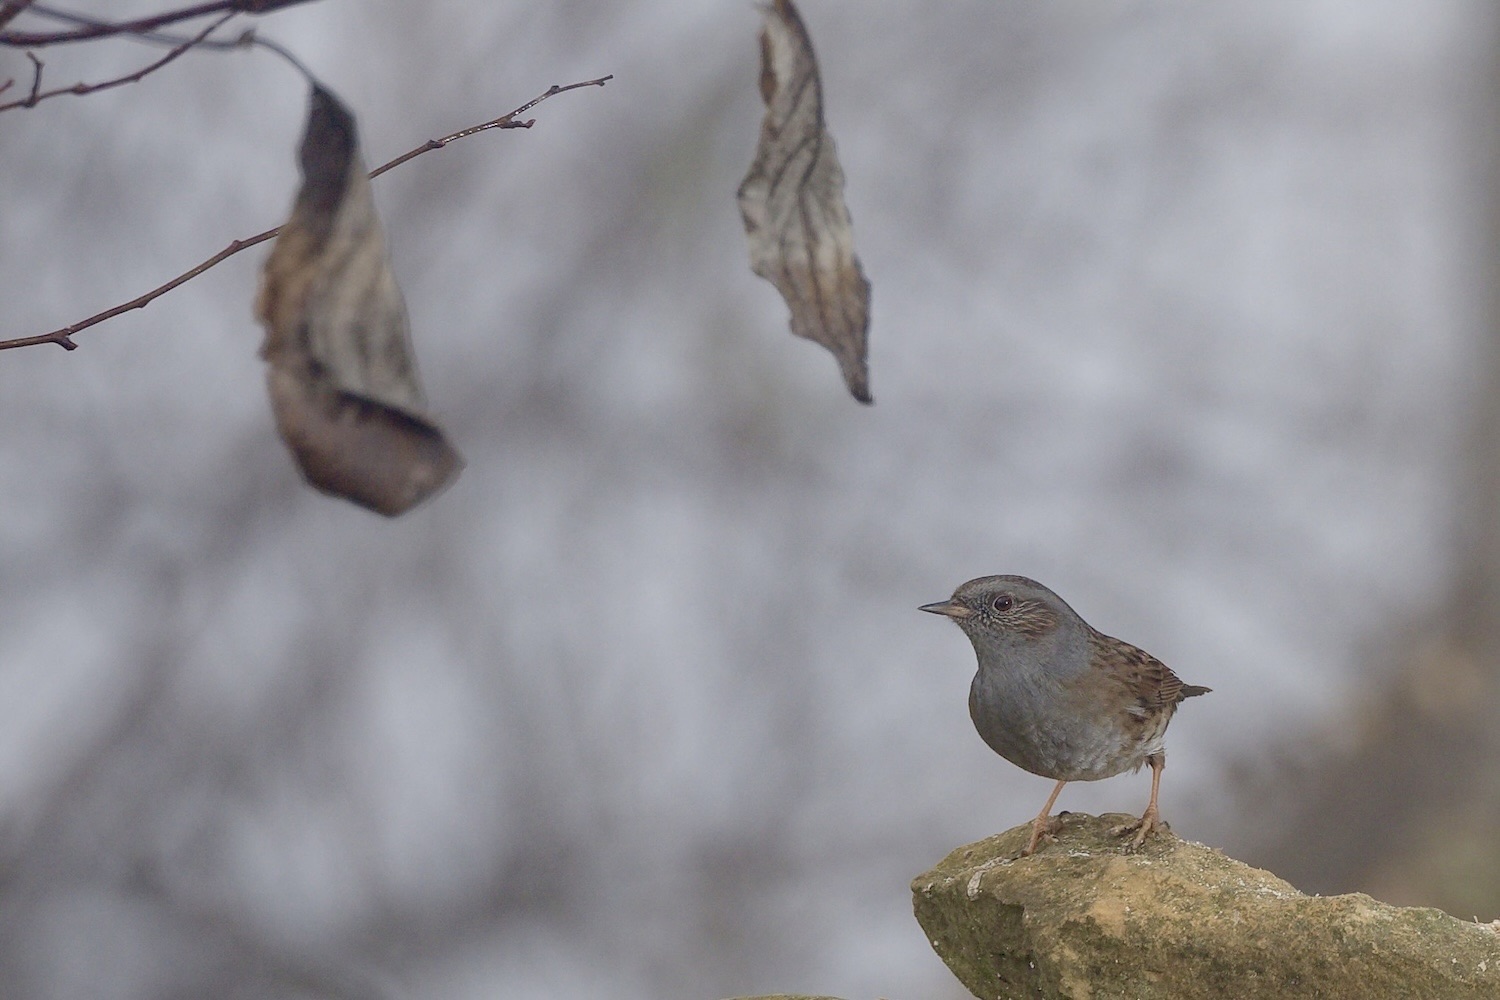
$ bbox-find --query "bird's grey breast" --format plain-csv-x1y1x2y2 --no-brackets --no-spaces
967,625,1140,780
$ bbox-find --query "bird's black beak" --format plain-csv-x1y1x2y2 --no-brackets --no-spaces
919,600,973,620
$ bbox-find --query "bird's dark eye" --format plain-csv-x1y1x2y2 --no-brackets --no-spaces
992,594,1013,612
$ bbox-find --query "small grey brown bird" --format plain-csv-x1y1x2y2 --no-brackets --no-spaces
921,575,1210,856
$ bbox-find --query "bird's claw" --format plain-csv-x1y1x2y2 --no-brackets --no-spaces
1110,807,1167,851
1020,814,1066,857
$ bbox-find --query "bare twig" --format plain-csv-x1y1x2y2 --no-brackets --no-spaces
0,74,613,352
0,11,230,113
369,76,615,179
24,4,312,82
27,2,236,47
0,0,308,46
22,48,38,98
0,0,36,32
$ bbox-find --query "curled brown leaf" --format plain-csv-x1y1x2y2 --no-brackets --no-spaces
738,0,872,404
257,85,462,516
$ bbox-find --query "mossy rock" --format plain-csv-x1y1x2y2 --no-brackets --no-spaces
912,812,1500,1000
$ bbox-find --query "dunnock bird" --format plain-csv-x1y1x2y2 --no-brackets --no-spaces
921,575,1210,856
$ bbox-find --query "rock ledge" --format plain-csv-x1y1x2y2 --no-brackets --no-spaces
912,812,1500,1000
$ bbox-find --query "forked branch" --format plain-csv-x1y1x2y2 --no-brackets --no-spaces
0,11,233,113
0,74,612,352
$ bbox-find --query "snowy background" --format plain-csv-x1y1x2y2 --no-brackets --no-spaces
0,2,1492,998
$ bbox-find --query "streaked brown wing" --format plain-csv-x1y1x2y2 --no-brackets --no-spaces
1088,630,1186,712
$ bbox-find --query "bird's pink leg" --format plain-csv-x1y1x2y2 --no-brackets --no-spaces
1111,752,1167,849
1022,779,1068,856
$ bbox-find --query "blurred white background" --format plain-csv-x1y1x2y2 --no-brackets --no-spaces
1,2,1495,998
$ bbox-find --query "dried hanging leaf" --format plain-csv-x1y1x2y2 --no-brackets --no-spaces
738,0,872,404
256,85,462,516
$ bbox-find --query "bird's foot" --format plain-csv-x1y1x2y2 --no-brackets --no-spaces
1110,806,1167,851
1020,813,1065,857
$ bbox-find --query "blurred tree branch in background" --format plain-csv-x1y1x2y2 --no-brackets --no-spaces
1250,12,1500,919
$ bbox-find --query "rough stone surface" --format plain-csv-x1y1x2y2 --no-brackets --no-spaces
912,812,1500,1000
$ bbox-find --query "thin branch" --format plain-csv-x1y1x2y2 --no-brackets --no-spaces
368,76,615,179
0,0,308,46
25,4,316,85
0,0,35,32
27,2,228,47
0,11,230,113
0,74,613,352
22,47,37,98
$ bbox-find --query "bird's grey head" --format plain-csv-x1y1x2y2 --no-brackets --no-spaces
919,575,1074,645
